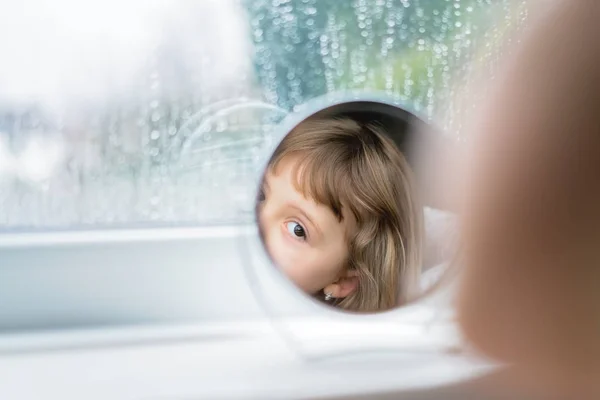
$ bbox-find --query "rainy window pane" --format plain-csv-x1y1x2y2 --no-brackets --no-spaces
0,0,527,230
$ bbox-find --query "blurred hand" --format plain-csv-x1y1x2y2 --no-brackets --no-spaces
456,0,600,397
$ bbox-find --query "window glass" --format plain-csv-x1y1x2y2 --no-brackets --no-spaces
0,0,526,230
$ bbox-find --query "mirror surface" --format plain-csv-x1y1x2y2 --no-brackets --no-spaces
256,100,458,313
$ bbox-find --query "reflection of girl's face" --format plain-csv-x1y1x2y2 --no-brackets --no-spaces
258,157,352,294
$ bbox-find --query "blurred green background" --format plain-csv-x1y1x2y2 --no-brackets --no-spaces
246,0,523,118
0,0,527,228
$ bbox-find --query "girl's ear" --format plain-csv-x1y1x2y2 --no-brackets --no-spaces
324,270,359,299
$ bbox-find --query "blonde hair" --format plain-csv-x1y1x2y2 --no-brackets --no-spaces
267,117,424,312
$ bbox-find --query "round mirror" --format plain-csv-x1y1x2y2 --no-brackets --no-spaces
254,94,457,314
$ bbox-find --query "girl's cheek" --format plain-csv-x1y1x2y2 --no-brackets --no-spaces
268,230,296,269
262,222,313,291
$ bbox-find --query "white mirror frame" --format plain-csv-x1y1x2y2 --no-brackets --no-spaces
239,90,460,360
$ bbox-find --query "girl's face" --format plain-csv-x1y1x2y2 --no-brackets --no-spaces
258,157,355,295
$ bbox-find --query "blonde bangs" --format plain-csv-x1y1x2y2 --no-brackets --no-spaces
268,118,367,222
270,149,350,221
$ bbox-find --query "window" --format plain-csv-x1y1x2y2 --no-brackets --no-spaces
0,0,527,230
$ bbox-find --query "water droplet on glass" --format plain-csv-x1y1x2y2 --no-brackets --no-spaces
0,0,528,228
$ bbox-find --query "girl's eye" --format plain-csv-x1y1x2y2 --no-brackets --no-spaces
286,221,307,240
257,188,265,202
